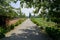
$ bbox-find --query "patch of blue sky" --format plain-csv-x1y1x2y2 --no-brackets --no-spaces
10,1,20,8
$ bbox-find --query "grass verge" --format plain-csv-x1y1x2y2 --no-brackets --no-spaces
31,18,60,40
0,18,26,39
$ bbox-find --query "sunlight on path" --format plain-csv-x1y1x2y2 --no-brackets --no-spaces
1,18,52,40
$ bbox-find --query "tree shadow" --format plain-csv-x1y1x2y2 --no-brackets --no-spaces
1,26,52,40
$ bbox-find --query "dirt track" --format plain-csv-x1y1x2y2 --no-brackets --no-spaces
1,19,52,40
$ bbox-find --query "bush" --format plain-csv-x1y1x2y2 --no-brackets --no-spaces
9,24,15,30
0,32,5,39
0,27,7,33
45,27,60,40
15,22,19,26
0,27,5,39
6,24,15,32
40,26,44,30
51,18,60,24
0,19,25,39
15,20,22,26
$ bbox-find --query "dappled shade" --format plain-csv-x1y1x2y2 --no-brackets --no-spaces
0,15,10,27
1,19,52,40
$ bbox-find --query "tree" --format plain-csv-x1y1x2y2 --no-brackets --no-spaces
4,0,60,24
0,0,19,19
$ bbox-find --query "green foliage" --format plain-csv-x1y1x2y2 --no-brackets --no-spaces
0,27,6,34
9,24,15,30
0,27,5,39
8,0,60,24
48,0,60,24
45,27,60,40
15,22,19,26
31,18,56,27
31,18,60,40
15,20,21,26
40,26,44,30
0,32,5,39
0,18,26,39
0,0,18,19
19,0,60,24
51,18,60,24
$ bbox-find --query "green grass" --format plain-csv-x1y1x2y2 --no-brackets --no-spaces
31,18,56,27
31,18,60,40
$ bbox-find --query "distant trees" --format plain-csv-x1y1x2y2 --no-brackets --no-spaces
13,0,60,27
19,0,60,23
1,0,60,24
29,13,31,18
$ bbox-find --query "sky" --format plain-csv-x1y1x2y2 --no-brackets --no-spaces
10,0,34,16
10,1,20,8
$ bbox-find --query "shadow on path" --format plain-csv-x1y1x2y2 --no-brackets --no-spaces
1,26,52,40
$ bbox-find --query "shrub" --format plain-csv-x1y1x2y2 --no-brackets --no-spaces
15,20,22,26
45,27,60,40
7,24,15,32
0,32,5,39
0,18,25,39
0,27,7,33
15,22,19,26
0,27,5,39
51,18,60,24
9,24,15,30
40,26,44,30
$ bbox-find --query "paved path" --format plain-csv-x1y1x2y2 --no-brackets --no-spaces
1,19,52,40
